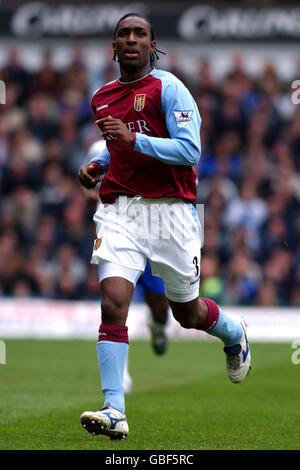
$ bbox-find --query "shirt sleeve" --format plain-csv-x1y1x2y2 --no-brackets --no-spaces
87,142,111,174
133,73,201,166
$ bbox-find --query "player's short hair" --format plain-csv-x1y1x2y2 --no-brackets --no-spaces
113,12,165,66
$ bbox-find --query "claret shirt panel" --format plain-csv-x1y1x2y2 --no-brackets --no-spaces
91,69,201,203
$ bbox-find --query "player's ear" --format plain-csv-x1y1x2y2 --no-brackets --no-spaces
150,40,156,54
112,42,117,62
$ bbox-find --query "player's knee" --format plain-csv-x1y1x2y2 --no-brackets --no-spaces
101,297,126,323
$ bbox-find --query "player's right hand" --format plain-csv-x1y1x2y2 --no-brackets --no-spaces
78,162,102,189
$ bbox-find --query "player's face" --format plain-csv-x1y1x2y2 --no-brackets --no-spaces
113,17,156,73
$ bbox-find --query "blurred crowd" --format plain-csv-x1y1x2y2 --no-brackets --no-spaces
0,44,299,306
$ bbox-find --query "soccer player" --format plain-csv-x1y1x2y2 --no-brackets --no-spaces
79,13,251,440
84,138,169,354
82,139,169,392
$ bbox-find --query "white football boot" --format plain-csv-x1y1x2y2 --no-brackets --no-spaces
223,319,251,383
80,405,129,440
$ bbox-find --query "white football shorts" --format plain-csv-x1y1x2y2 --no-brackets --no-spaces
91,196,202,303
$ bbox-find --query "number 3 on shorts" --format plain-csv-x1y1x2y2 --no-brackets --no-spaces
193,256,199,278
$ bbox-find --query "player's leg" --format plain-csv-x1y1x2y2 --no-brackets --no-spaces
100,273,133,399
97,274,133,413
81,196,148,438
145,290,168,323
145,291,169,354
138,260,169,354
150,199,250,383
168,296,242,344
168,296,250,383
80,261,143,440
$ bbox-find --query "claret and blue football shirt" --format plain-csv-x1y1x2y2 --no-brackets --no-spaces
90,68,201,203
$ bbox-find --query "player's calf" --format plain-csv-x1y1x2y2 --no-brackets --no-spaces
171,297,251,383
169,297,208,329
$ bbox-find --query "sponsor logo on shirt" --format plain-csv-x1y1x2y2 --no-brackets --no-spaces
174,110,193,123
134,94,146,112
126,119,151,134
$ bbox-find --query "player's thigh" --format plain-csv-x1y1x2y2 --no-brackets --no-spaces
149,201,201,303
98,260,143,324
152,262,200,304
92,198,147,271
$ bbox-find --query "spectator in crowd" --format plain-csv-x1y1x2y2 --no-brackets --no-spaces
224,179,269,254
222,250,261,305
0,45,30,105
28,50,62,99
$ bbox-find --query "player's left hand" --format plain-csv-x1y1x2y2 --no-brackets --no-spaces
96,116,134,146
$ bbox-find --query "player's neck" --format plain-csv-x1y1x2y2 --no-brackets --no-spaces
119,65,152,83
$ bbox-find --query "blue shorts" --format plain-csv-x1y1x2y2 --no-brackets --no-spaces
137,260,165,295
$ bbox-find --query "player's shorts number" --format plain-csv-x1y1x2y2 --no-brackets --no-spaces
193,256,199,277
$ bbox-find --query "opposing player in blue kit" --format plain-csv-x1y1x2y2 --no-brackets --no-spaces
78,13,251,440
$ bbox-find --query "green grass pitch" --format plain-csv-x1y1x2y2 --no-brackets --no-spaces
0,339,299,450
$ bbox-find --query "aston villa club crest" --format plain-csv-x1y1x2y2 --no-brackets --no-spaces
134,94,146,112
93,237,103,250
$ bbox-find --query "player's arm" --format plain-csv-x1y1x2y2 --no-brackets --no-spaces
97,77,201,167
87,143,111,171
133,77,201,166
78,143,110,189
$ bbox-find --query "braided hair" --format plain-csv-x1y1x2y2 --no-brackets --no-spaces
112,13,165,66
